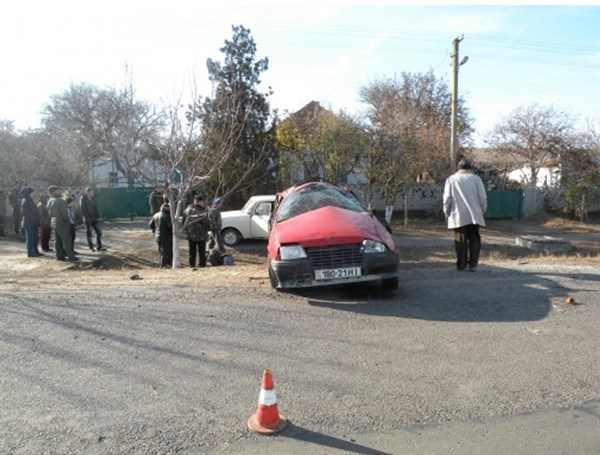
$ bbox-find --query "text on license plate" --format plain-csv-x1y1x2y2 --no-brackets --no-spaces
315,267,362,280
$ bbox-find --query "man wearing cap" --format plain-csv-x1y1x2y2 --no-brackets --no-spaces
47,186,77,261
149,202,173,268
443,158,487,272
20,187,41,257
80,187,105,252
182,194,210,269
208,197,225,253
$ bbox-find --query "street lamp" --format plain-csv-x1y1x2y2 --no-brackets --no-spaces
450,36,468,171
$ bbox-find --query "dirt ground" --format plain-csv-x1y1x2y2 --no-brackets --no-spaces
0,214,598,292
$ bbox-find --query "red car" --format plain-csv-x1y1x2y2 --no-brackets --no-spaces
267,178,400,290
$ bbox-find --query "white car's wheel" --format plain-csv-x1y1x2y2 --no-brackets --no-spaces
222,228,242,246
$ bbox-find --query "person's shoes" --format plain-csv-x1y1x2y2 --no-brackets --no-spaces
97,247,107,251
35,252,44,257
68,257,79,262
57,257,67,261
456,267,467,272
89,247,96,252
468,267,477,272
43,248,53,252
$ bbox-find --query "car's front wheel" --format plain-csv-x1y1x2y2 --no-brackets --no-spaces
221,228,242,246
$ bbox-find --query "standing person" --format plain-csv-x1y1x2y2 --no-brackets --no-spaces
208,196,225,253
20,187,41,257
38,195,52,252
66,197,78,254
80,187,105,252
149,202,173,268
182,195,210,269
47,186,77,262
148,186,164,216
443,158,487,272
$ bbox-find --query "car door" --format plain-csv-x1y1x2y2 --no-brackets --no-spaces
249,201,272,239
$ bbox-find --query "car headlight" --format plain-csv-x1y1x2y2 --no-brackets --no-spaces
362,239,386,253
279,245,307,260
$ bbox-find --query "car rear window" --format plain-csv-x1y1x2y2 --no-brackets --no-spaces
276,183,365,222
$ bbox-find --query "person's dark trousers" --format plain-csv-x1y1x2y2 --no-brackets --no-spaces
53,224,76,260
25,227,39,257
40,226,52,251
453,224,481,270
86,220,102,249
158,239,173,268
70,223,76,251
188,239,207,267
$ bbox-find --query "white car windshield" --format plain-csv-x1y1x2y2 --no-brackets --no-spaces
276,183,365,222
241,199,257,214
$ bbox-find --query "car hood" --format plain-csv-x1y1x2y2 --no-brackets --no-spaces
269,206,395,251
220,210,246,221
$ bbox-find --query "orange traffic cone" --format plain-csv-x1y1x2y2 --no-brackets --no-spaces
247,369,287,434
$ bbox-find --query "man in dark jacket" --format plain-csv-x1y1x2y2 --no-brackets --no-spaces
80,187,105,252
149,202,173,268
47,185,77,261
38,195,52,252
182,195,210,268
20,187,41,257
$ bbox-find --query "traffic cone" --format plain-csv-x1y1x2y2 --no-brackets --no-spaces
247,369,287,434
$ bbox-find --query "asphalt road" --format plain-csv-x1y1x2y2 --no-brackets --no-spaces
1,256,599,454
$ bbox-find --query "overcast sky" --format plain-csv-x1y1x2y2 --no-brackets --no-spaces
1,1,598,146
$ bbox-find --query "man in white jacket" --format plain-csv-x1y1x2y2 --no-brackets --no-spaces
443,158,487,271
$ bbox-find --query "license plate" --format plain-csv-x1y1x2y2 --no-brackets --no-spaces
315,267,361,280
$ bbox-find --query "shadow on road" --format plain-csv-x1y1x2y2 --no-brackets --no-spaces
281,422,394,455
298,265,587,323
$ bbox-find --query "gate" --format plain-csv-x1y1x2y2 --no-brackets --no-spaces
96,187,152,220
484,190,522,219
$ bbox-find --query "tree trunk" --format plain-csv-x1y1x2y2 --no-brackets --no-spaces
385,204,394,225
171,201,183,269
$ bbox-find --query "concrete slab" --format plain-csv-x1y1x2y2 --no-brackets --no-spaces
516,235,571,253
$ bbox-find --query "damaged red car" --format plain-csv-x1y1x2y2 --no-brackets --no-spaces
267,178,400,290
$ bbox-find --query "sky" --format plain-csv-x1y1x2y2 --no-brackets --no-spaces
1,1,598,146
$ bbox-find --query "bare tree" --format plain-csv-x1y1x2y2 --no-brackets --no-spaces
275,101,367,187
143,91,250,268
41,83,164,186
487,103,576,187
561,120,600,221
359,71,470,220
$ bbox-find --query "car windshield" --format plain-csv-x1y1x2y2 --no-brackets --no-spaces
241,198,256,214
276,183,365,222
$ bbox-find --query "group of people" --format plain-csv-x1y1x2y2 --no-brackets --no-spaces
18,186,105,261
149,191,225,269
10,161,485,271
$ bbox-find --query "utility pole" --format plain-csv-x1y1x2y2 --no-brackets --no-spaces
450,35,467,172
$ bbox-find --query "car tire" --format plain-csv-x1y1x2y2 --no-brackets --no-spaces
222,228,241,246
382,277,399,291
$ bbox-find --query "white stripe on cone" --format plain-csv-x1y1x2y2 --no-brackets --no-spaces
258,388,277,406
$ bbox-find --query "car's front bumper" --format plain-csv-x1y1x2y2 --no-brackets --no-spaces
269,250,400,289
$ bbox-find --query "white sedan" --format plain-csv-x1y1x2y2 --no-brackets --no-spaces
220,195,276,246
